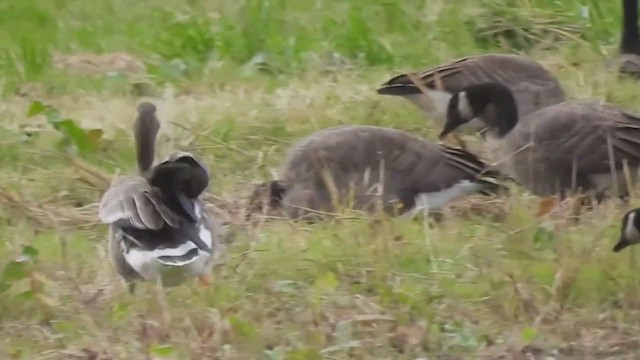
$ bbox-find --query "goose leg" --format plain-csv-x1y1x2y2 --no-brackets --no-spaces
154,277,171,329
127,282,137,295
536,196,559,218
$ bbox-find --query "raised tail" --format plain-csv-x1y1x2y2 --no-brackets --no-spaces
134,102,161,174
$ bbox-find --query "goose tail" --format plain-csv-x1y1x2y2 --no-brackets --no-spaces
376,83,423,96
376,74,425,96
475,168,515,197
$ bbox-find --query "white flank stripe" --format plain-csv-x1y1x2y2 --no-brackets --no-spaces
403,180,484,218
625,211,640,243
151,241,198,258
198,224,213,250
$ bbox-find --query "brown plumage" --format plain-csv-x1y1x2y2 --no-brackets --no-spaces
440,82,640,199
377,54,565,132
259,125,508,219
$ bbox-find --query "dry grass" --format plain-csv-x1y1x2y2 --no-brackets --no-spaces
2,0,640,359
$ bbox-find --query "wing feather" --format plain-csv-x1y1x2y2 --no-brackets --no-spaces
98,176,181,230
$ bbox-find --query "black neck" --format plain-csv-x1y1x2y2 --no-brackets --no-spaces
468,83,519,138
622,0,640,55
493,102,518,138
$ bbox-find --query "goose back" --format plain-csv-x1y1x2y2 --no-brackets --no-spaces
492,100,640,197
378,54,565,122
279,125,503,216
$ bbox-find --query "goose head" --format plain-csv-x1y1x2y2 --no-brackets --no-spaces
613,208,640,252
149,153,210,222
439,82,519,140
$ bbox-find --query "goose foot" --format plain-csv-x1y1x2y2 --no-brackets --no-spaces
198,273,212,287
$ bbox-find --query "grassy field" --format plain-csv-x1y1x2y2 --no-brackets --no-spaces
2,0,640,359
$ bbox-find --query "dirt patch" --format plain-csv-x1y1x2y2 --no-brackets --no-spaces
52,51,146,75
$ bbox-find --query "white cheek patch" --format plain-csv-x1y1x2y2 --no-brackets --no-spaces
198,224,213,250
457,91,473,120
624,211,640,243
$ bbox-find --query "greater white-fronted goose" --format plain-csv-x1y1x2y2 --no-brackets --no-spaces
98,102,218,293
613,207,640,252
376,54,565,141
256,125,508,220
438,82,640,213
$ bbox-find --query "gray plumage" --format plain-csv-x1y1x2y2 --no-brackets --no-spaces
263,125,507,219
440,82,640,200
377,54,565,132
98,102,218,292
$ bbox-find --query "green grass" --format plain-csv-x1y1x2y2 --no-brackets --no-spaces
1,0,640,359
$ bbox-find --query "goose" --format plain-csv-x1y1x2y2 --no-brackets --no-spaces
615,0,640,75
255,125,508,220
613,207,640,252
376,54,565,147
438,82,640,214
98,102,218,293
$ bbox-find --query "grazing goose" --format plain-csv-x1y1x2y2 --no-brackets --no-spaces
376,54,565,144
98,102,217,293
613,207,640,252
615,0,640,75
438,82,640,212
256,125,507,220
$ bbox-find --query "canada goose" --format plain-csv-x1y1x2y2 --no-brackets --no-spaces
98,102,218,293
613,207,640,252
438,82,640,212
256,125,507,220
376,54,565,144
616,0,640,74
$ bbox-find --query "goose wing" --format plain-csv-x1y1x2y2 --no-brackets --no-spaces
520,101,640,176
280,125,505,195
390,139,504,194
379,54,556,93
378,54,564,117
98,176,181,230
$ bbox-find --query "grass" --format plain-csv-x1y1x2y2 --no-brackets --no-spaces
1,0,640,358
